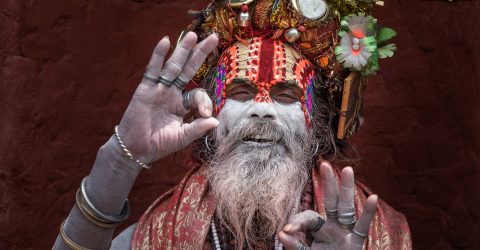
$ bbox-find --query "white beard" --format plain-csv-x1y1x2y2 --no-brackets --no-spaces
207,120,313,249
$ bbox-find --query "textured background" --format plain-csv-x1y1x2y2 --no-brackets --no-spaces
0,0,479,249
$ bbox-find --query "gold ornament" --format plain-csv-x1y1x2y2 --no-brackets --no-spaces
254,0,274,29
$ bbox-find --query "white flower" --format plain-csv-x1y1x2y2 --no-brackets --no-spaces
335,32,373,71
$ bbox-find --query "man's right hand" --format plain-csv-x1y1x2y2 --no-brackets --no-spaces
117,32,219,165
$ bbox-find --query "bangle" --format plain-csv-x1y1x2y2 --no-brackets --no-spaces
59,220,96,250
114,126,151,169
76,177,130,228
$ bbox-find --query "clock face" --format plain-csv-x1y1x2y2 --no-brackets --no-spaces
228,0,254,7
292,0,328,20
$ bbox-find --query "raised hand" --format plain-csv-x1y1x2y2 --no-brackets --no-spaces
116,32,219,165
278,162,378,250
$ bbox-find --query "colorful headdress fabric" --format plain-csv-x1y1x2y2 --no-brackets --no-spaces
183,0,396,139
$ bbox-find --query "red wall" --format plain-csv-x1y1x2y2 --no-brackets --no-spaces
0,0,479,249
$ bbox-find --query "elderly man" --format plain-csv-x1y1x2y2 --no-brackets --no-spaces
53,1,411,249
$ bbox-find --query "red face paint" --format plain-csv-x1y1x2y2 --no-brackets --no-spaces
214,37,317,125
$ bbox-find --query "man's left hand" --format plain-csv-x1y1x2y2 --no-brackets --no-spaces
278,162,378,250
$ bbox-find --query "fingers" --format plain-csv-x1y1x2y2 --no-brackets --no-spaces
284,210,330,245
278,231,303,250
178,117,219,146
160,32,198,81
284,210,320,233
321,162,338,212
190,88,213,117
178,34,219,82
143,37,170,84
352,195,378,243
338,167,355,214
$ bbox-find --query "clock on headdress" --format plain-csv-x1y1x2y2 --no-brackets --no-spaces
291,0,330,22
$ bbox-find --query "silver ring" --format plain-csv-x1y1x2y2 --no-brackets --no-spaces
310,216,325,232
143,73,160,84
173,76,189,90
296,242,310,250
337,212,356,226
352,228,368,238
182,90,193,110
158,75,173,86
325,209,338,219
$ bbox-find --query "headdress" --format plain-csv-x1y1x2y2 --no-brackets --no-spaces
182,0,397,140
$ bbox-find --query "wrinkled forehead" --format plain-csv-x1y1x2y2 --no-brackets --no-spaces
219,37,315,88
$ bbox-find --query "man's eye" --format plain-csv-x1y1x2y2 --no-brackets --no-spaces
270,82,303,103
279,93,296,99
231,91,251,95
271,90,302,103
226,85,257,101
272,92,300,103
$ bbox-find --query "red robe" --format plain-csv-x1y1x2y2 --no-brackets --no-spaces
132,162,412,249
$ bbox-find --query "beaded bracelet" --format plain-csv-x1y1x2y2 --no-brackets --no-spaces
114,126,151,169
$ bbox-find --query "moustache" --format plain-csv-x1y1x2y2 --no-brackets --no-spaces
222,120,286,145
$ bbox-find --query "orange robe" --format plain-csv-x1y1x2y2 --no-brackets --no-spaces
132,163,412,249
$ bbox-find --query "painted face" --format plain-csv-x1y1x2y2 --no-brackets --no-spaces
213,37,317,125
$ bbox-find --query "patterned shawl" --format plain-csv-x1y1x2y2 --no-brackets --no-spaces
132,162,412,249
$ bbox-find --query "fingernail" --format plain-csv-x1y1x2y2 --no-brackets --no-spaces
163,36,170,40
206,108,212,117
284,224,292,231
212,118,219,126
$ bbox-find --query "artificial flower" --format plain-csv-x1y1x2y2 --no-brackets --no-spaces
335,31,377,71
335,13,397,76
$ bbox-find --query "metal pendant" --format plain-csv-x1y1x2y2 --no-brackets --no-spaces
285,28,301,43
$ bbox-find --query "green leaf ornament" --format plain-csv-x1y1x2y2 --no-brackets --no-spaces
378,43,397,59
376,27,397,45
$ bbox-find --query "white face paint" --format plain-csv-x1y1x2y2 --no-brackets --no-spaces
215,99,307,143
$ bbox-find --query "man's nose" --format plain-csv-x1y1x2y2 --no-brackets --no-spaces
247,103,277,120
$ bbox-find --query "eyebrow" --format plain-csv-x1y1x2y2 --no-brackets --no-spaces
231,78,254,86
274,80,300,87
231,78,300,87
